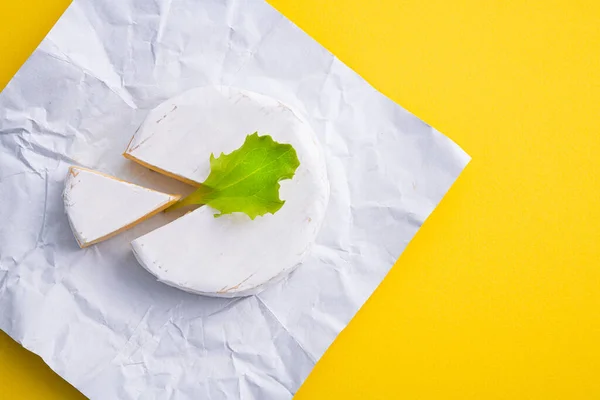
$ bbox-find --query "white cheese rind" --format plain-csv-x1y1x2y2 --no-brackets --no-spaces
128,86,330,297
63,167,180,248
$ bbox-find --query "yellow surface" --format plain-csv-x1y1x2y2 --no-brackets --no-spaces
1,0,599,398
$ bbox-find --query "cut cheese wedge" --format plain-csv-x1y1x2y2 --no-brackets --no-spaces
63,166,180,248
126,86,330,297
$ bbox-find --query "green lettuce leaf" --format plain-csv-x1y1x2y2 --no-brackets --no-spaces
168,133,300,219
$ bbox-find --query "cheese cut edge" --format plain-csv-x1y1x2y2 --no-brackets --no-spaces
122,152,201,188
64,166,182,248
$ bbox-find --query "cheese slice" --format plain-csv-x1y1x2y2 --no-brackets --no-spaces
63,166,180,248
126,86,330,297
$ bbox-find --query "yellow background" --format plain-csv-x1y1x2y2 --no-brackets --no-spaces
1,0,599,398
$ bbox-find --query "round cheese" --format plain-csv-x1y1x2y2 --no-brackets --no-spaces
127,86,329,297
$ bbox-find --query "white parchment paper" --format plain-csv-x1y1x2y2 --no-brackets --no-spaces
0,0,470,398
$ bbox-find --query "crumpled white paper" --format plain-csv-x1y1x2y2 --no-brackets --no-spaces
0,0,470,398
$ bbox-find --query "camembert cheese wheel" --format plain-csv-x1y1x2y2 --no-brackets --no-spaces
125,86,330,297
